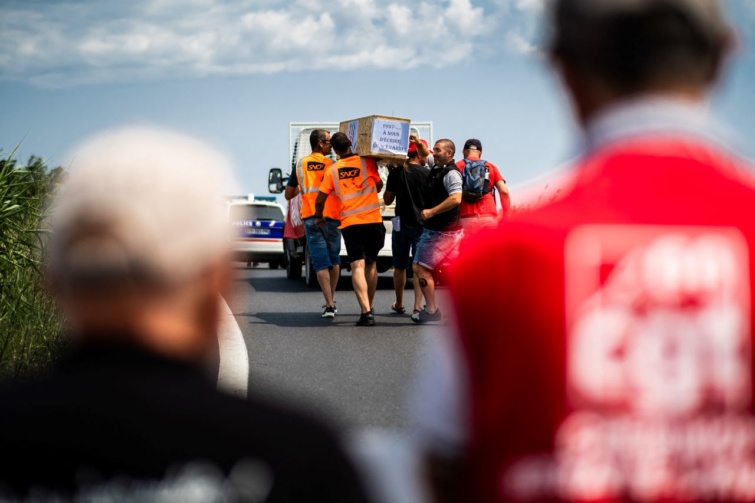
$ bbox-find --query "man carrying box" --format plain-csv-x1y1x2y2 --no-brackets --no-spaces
315,132,386,326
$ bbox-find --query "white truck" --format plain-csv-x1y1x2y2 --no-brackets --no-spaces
268,121,433,287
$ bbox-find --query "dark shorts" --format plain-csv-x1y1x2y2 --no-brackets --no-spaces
341,223,386,264
392,227,424,270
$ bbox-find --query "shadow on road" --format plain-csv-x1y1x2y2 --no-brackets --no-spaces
237,274,398,293
241,311,421,328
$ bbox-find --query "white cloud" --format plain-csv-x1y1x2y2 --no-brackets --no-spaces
0,0,545,87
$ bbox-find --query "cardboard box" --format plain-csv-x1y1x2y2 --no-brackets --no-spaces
339,115,411,163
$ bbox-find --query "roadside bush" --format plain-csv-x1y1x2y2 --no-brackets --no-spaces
0,153,66,379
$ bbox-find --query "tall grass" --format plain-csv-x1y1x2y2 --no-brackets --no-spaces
0,153,66,379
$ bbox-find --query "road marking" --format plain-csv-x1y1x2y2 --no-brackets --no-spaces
217,297,249,398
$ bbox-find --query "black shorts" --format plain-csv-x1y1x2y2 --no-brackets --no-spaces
341,223,386,264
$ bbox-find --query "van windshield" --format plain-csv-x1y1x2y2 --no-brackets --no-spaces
230,205,283,221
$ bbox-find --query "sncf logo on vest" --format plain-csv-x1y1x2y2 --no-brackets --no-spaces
338,168,360,179
307,162,325,172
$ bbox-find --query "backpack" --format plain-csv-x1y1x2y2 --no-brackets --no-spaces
461,159,491,202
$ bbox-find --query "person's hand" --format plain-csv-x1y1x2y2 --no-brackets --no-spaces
410,133,419,144
420,209,434,221
315,216,325,227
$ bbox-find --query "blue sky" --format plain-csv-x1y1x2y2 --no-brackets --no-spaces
1,0,754,202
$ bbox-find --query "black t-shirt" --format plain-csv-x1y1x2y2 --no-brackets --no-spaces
0,343,370,502
385,163,430,229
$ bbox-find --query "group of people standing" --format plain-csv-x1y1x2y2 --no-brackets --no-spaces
286,129,511,325
385,135,510,324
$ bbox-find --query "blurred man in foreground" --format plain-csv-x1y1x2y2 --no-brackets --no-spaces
412,1,755,502
0,127,370,502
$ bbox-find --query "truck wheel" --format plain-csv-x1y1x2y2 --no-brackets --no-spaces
286,248,302,280
268,260,281,269
304,246,318,288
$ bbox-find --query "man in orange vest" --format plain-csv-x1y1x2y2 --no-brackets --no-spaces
285,129,341,318
315,132,385,326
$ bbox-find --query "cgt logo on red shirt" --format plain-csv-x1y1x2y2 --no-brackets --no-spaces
504,225,755,502
338,168,360,179
307,162,326,172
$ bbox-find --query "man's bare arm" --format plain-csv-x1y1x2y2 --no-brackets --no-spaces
314,191,328,217
284,185,299,201
495,180,511,217
383,190,396,206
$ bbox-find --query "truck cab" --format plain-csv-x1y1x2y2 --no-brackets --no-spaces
269,121,433,287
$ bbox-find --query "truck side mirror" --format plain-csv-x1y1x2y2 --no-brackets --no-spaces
268,168,284,193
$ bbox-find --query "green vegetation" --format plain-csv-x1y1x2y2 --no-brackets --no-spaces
0,153,66,378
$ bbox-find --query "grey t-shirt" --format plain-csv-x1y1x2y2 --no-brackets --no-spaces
443,169,462,195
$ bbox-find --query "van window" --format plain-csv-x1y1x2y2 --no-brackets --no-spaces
230,205,284,221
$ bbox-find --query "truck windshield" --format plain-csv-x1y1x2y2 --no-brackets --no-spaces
230,205,284,221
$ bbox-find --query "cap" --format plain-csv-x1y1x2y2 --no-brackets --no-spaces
49,126,237,289
463,139,483,152
408,138,429,155
551,0,730,42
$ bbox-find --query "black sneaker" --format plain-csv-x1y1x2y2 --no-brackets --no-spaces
355,311,375,326
322,305,336,318
411,308,442,324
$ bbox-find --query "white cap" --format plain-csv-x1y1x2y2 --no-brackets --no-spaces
49,126,237,289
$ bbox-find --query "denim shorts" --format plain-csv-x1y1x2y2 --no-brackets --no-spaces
304,218,342,272
392,227,423,270
414,228,464,270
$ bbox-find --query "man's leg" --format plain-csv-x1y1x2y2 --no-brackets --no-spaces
366,260,378,310
316,268,335,307
393,268,406,309
412,275,423,313
391,228,411,311
329,265,340,302
413,262,438,313
325,221,342,309
305,219,336,312
351,259,372,314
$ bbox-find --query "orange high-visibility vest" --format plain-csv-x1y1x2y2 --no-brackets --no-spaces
326,155,382,228
295,153,340,220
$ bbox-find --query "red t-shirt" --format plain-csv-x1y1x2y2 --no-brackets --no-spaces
456,159,505,218
449,135,755,502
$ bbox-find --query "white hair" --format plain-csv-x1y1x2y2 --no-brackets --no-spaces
50,125,236,288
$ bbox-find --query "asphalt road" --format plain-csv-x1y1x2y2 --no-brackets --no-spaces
224,263,451,433
224,263,460,502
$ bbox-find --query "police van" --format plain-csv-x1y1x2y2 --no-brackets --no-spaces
227,195,285,268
